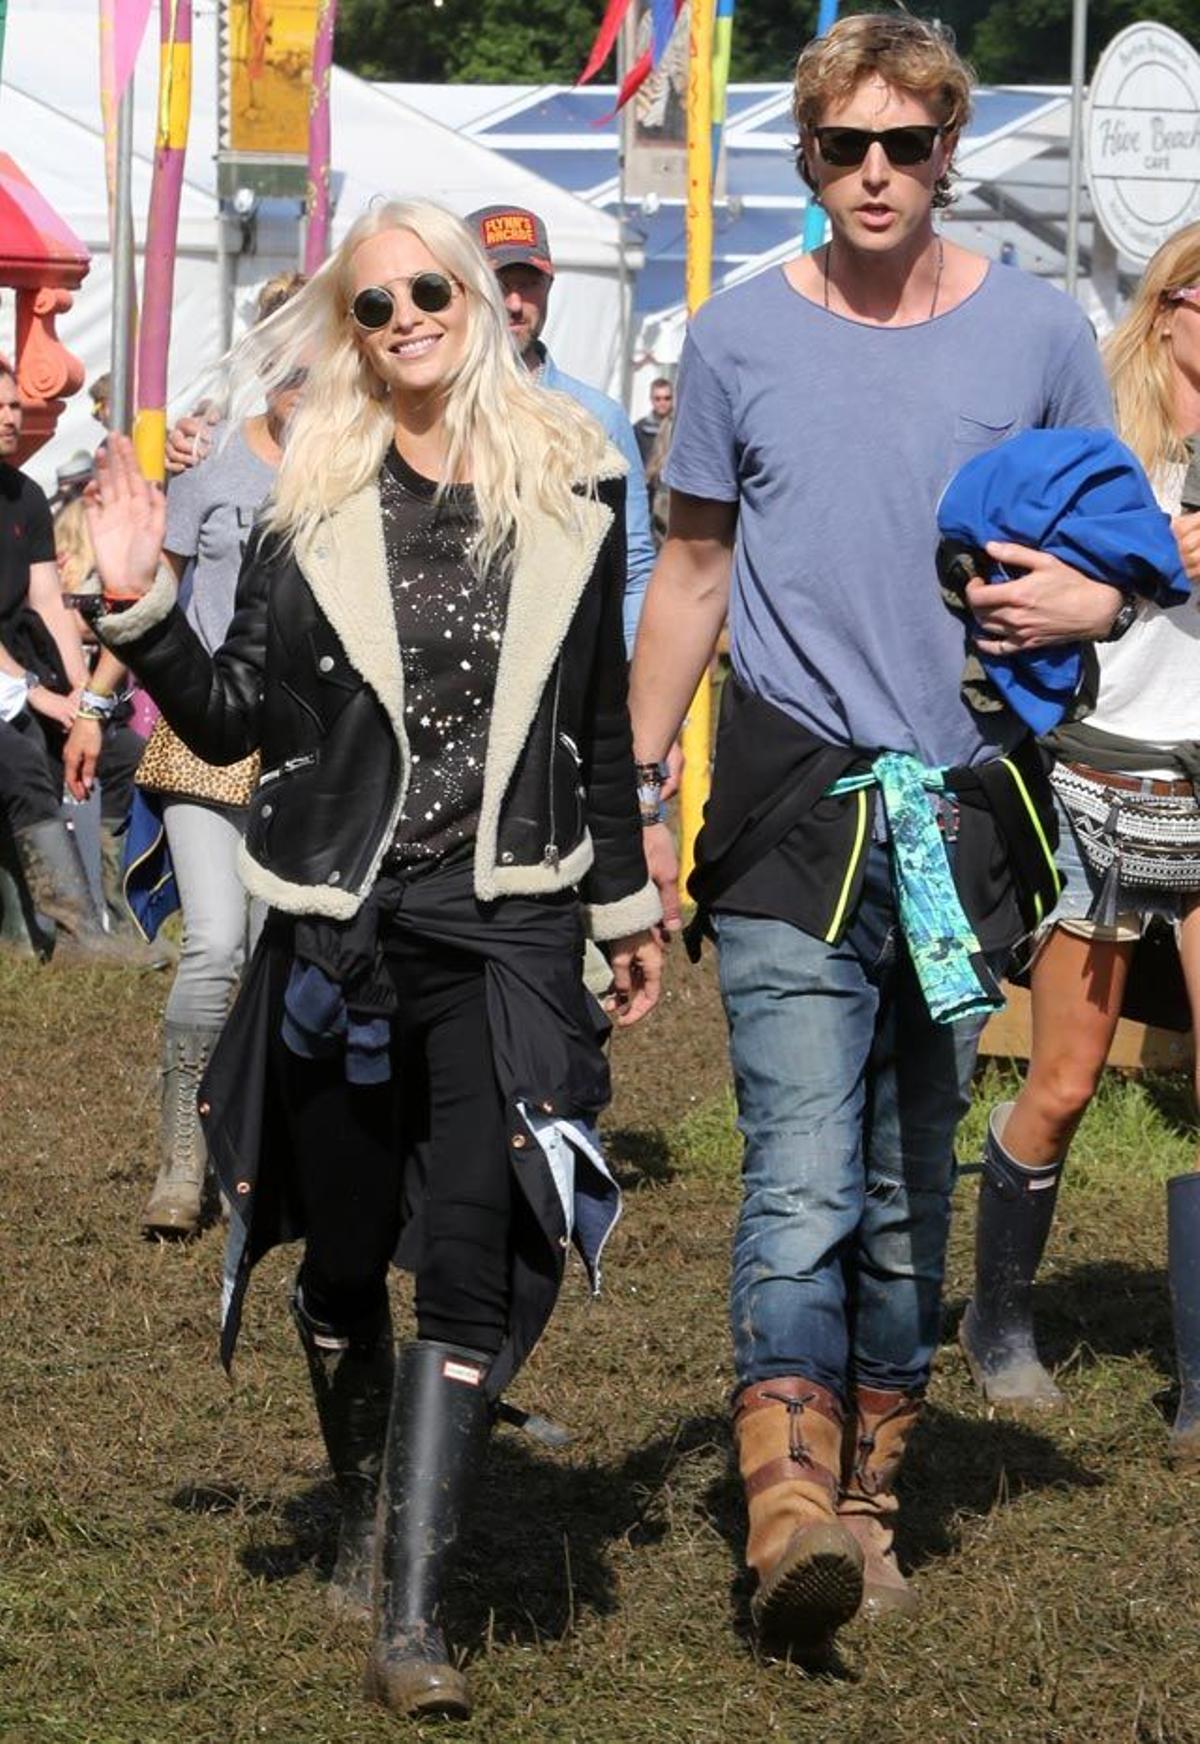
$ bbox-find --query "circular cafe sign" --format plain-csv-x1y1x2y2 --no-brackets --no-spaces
1085,22,1200,263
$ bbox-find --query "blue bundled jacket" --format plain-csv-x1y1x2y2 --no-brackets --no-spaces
937,427,1189,734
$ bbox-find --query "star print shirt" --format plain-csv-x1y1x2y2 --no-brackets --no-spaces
380,446,508,864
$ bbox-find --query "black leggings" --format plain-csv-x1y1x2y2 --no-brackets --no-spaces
277,930,512,1355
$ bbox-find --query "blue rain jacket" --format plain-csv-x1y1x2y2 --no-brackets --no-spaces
937,428,1189,734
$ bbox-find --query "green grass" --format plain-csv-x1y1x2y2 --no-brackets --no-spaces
2,952,1200,1743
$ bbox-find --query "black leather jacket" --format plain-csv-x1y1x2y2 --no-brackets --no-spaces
101,462,659,942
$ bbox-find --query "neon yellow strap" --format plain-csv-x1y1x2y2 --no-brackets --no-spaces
825,788,868,943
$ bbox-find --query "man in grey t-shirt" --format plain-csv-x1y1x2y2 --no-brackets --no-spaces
629,12,1121,1661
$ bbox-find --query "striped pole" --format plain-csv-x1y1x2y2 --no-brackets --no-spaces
710,0,734,185
134,0,193,481
678,0,715,902
99,0,139,431
304,0,338,274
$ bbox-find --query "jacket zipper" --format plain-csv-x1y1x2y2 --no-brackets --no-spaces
258,751,320,787
543,659,562,868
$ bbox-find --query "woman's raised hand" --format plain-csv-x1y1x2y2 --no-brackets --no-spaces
84,435,167,601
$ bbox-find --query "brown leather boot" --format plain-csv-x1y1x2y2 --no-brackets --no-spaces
734,1376,864,1656
837,1386,923,1619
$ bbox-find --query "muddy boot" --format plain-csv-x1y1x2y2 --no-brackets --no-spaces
14,817,167,969
1167,1173,1200,1472
838,1387,923,1619
292,1283,394,1620
733,1376,864,1659
141,1022,220,1238
364,1340,492,1719
959,1102,1064,1411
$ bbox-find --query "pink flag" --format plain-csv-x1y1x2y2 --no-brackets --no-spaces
114,0,154,96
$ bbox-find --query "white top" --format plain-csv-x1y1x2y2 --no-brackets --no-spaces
1085,462,1200,776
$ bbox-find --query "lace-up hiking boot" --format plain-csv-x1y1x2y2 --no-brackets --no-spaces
959,1102,1065,1412
734,1376,864,1659
838,1387,923,1619
141,1022,220,1238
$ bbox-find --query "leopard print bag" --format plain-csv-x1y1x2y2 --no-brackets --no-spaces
134,715,260,809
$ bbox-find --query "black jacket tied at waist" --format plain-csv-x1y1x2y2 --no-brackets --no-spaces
207,854,618,1401
686,675,1061,957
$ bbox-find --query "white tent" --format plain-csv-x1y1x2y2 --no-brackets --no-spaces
1,0,635,491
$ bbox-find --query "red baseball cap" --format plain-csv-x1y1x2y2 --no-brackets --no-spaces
468,205,555,278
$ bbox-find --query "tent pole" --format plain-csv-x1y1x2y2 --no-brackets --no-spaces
617,6,635,410
217,200,233,353
111,77,136,434
1064,0,1087,297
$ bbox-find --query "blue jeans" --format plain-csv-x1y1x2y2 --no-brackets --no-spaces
715,841,990,1399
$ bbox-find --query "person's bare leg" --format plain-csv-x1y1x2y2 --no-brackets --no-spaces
961,925,1134,1408
1005,925,1134,1163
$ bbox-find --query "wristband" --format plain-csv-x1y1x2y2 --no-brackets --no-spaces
634,759,667,787
80,688,118,718
638,785,665,826
23,668,40,693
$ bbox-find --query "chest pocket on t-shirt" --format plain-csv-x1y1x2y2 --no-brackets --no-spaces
952,409,1016,457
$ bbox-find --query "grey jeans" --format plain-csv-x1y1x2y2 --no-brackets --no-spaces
162,800,263,1031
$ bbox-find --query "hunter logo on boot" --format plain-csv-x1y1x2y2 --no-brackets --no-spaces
443,1360,483,1386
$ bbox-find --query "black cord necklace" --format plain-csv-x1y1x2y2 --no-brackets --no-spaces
823,236,945,322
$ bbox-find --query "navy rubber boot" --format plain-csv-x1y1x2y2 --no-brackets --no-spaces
1167,1172,1200,1472
959,1101,1065,1412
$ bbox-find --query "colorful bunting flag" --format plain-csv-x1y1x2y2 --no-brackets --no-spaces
578,0,685,113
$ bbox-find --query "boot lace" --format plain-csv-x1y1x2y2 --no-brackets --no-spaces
761,1387,819,1468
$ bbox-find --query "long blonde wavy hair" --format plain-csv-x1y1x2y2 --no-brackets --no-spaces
221,200,610,576
1104,220,1200,477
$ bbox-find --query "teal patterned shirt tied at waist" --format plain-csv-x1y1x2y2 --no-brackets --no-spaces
827,752,1005,1026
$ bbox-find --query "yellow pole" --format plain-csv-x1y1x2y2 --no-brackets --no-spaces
678,0,715,902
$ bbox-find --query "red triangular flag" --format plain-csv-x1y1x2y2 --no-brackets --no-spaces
578,0,633,87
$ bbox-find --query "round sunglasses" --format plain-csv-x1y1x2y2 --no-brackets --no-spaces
351,272,459,330
812,124,946,168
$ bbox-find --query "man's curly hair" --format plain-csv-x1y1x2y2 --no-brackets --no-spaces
792,11,974,211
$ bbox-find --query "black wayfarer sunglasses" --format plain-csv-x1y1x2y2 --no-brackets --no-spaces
350,272,459,330
812,124,946,168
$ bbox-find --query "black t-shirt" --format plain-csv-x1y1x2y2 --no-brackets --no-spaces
380,447,508,864
0,463,55,648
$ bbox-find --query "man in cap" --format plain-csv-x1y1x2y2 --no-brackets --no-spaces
468,205,655,657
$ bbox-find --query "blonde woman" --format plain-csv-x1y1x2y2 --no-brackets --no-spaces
960,224,1200,1446
85,200,661,1719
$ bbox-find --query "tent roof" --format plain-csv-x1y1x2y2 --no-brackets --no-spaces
390,80,1114,314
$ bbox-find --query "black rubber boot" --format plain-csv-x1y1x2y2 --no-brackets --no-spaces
14,817,167,968
1167,1172,1200,1471
292,1284,394,1620
364,1340,492,1719
959,1101,1065,1411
